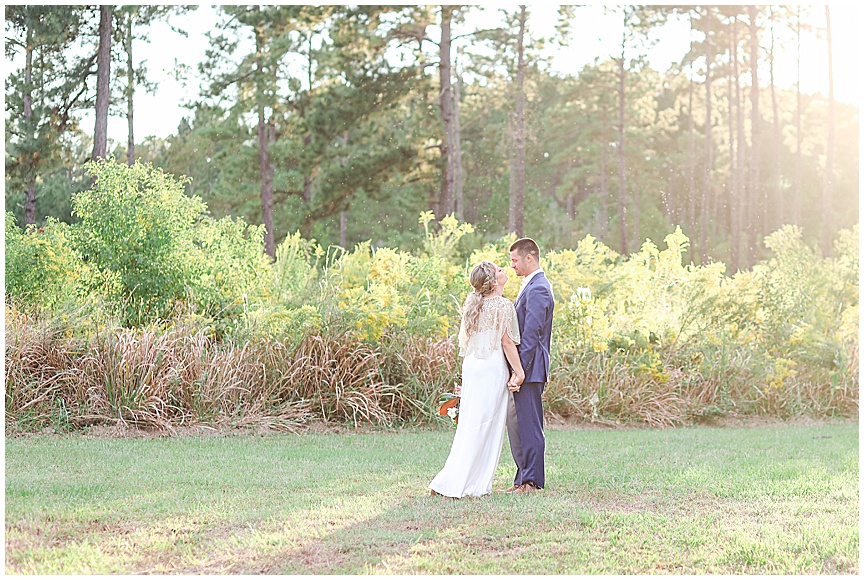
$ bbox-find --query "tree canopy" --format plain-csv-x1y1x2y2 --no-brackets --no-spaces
5,4,858,269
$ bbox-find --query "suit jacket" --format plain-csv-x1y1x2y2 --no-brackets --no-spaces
514,271,555,384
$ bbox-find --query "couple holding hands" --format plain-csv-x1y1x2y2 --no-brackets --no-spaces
430,237,555,498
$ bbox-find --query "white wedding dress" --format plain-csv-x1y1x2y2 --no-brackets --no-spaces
429,295,521,498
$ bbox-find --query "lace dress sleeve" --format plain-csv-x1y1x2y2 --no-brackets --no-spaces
459,296,520,359
457,315,470,355
504,299,520,345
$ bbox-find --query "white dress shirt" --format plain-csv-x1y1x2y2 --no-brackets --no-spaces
517,268,545,301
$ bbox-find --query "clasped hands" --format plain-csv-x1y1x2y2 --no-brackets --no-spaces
453,372,523,395
507,370,524,393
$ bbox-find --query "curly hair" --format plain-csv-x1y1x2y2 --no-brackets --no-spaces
461,260,498,337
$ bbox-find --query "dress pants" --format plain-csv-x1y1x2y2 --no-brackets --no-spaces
506,381,545,489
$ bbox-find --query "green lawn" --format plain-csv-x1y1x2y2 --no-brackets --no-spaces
4,421,859,574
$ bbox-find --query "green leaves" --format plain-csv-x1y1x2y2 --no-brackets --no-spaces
71,158,204,324
4,212,86,312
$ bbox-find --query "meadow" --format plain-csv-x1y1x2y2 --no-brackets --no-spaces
4,160,859,573
4,421,858,574
5,161,859,434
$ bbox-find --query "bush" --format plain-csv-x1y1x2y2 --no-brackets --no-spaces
72,158,207,325
4,213,89,312
190,215,274,329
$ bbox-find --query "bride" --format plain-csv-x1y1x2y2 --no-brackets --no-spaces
429,260,525,498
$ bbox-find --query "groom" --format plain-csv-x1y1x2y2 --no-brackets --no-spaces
506,238,554,493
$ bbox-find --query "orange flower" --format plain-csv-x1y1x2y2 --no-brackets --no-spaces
438,397,459,424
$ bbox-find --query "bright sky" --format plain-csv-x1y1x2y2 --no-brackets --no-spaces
66,3,860,145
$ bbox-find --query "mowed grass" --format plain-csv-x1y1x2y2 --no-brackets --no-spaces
5,421,859,574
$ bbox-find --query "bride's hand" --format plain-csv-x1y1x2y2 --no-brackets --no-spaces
507,371,524,391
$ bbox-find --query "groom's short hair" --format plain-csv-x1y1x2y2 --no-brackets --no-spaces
510,238,540,261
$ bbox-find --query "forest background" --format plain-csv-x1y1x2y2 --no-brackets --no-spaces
4,4,859,432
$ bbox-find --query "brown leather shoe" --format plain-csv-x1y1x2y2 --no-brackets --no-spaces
514,483,541,494
503,484,521,493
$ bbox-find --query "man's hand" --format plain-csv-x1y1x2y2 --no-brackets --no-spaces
507,371,524,392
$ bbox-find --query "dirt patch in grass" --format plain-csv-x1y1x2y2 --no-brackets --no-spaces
550,414,857,431
7,413,856,440
706,415,856,428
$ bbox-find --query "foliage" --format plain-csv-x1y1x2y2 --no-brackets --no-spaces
191,215,273,323
71,158,207,324
4,212,90,312
4,168,859,431
4,5,93,225
319,213,474,342
5,6,859,268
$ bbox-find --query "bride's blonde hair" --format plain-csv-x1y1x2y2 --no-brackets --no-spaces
462,261,498,336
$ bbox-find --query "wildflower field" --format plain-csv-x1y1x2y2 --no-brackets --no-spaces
4,160,859,433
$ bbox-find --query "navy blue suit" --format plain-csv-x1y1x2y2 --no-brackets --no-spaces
507,271,554,489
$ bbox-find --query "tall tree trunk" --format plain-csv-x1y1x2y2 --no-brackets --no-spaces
747,5,761,263
338,131,349,247
254,8,275,257
299,31,314,239
664,174,674,222
700,11,713,264
453,61,464,221
769,7,781,231
340,211,347,248
302,133,313,205
508,5,527,237
258,112,275,256
304,35,313,207
821,5,835,255
687,71,696,259
728,16,739,273
599,109,609,238
793,6,803,227
734,15,747,270
438,5,455,217
23,18,36,226
686,13,696,261
91,5,112,162
633,170,640,246
616,14,628,255
299,162,314,240
125,12,135,165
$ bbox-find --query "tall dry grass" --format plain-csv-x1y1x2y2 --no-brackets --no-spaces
545,352,688,428
545,347,859,427
377,333,458,422
5,310,858,434
5,313,456,433
5,313,81,431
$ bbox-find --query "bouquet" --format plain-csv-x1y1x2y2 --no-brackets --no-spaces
438,388,460,424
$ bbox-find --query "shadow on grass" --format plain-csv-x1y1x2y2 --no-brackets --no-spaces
256,491,562,575
5,423,858,574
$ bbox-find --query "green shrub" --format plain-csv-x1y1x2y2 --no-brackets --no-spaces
4,212,89,312
191,215,274,321
71,158,207,325
273,231,323,306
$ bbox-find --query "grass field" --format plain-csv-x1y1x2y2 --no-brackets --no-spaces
4,421,859,574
